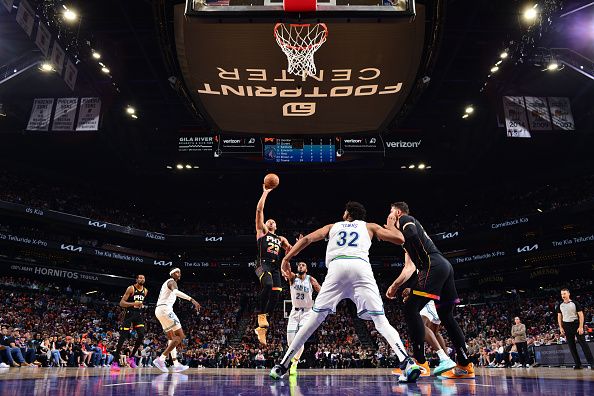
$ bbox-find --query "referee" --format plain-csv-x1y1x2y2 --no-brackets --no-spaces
556,288,594,369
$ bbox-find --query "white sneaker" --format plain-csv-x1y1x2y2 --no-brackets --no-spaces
172,362,189,372
152,356,169,373
0,363,9,368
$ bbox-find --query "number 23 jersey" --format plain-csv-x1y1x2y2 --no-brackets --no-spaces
325,220,371,266
257,231,282,264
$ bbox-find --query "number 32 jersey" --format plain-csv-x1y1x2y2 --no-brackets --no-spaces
325,220,371,266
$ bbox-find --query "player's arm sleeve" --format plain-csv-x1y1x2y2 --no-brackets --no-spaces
399,215,431,268
172,289,194,301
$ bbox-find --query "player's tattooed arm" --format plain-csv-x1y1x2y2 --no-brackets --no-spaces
386,253,417,299
310,277,322,293
280,236,293,253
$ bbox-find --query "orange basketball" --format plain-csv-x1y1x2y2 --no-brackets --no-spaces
264,173,280,190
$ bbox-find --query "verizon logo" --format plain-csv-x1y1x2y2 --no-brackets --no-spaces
386,140,421,148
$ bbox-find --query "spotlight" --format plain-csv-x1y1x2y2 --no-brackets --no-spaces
193,166,200,169
496,60,503,66
462,114,469,119
131,114,138,119
537,208,543,213
166,166,173,169
408,164,415,169
500,51,509,59
547,62,559,71
92,52,101,60
63,9,78,22
418,163,426,170
465,106,474,114
426,166,432,169
490,66,499,73
126,106,136,115
185,164,192,169
39,62,54,72
523,6,538,21
176,164,183,170
101,67,110,74
400,165,407,169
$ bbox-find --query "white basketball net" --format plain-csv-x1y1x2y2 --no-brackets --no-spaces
274,23,328,78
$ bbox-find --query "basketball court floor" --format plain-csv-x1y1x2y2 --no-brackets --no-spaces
0,367,592,395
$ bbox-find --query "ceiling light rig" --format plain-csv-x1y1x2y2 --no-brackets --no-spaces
470,0,563,107
34,1,123,94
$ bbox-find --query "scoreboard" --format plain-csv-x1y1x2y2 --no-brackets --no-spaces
176,133,422,165
263,138,335,163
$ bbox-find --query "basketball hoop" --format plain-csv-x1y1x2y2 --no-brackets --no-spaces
274,23,328,78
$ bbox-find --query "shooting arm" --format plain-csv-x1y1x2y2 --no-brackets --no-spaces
255,189,270,237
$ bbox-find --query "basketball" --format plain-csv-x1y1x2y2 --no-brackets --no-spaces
264,173,280,190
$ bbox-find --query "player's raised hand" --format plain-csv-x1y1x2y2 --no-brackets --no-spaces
263,184,273,193
384,214,397,230
281,258,291,279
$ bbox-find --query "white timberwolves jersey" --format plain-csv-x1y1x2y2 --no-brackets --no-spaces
290,275,314,309
325,220,371,265
157,278,177,308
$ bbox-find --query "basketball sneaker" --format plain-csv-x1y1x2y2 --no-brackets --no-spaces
152,356,169,373
397,357,421,383
172,361,189,372
438,362,475,379
127,357,138,368
258,313,269,328
255,327,267,345
433,357,457,376
270,364,288,380
391,359,429,377
289,357,298,376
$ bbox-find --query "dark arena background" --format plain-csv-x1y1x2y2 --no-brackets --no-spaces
1,0,594,394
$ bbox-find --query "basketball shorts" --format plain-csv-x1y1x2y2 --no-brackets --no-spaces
120,310,145,331
287,307,313,334
255,260,282,289
420,300,441,325
312,258,384,321
412,253,459,305
155,305,182,333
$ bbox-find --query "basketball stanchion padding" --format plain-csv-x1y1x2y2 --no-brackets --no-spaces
283,0,317,12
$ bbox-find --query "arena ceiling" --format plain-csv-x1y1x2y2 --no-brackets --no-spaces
0,0,593,177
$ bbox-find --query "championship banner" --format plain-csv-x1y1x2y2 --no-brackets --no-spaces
50,41,66,74
502,96,530,138
548,97,575,130
75,97,101,131
15,0,34,37
26,98,54,131
52,98,78,131
64,59,78,91
1,0,14,13
524,96,552,131
35,22,52,57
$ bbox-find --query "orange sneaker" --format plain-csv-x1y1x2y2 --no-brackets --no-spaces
391,360,430,377
254,327,267,345
438,362,475,379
